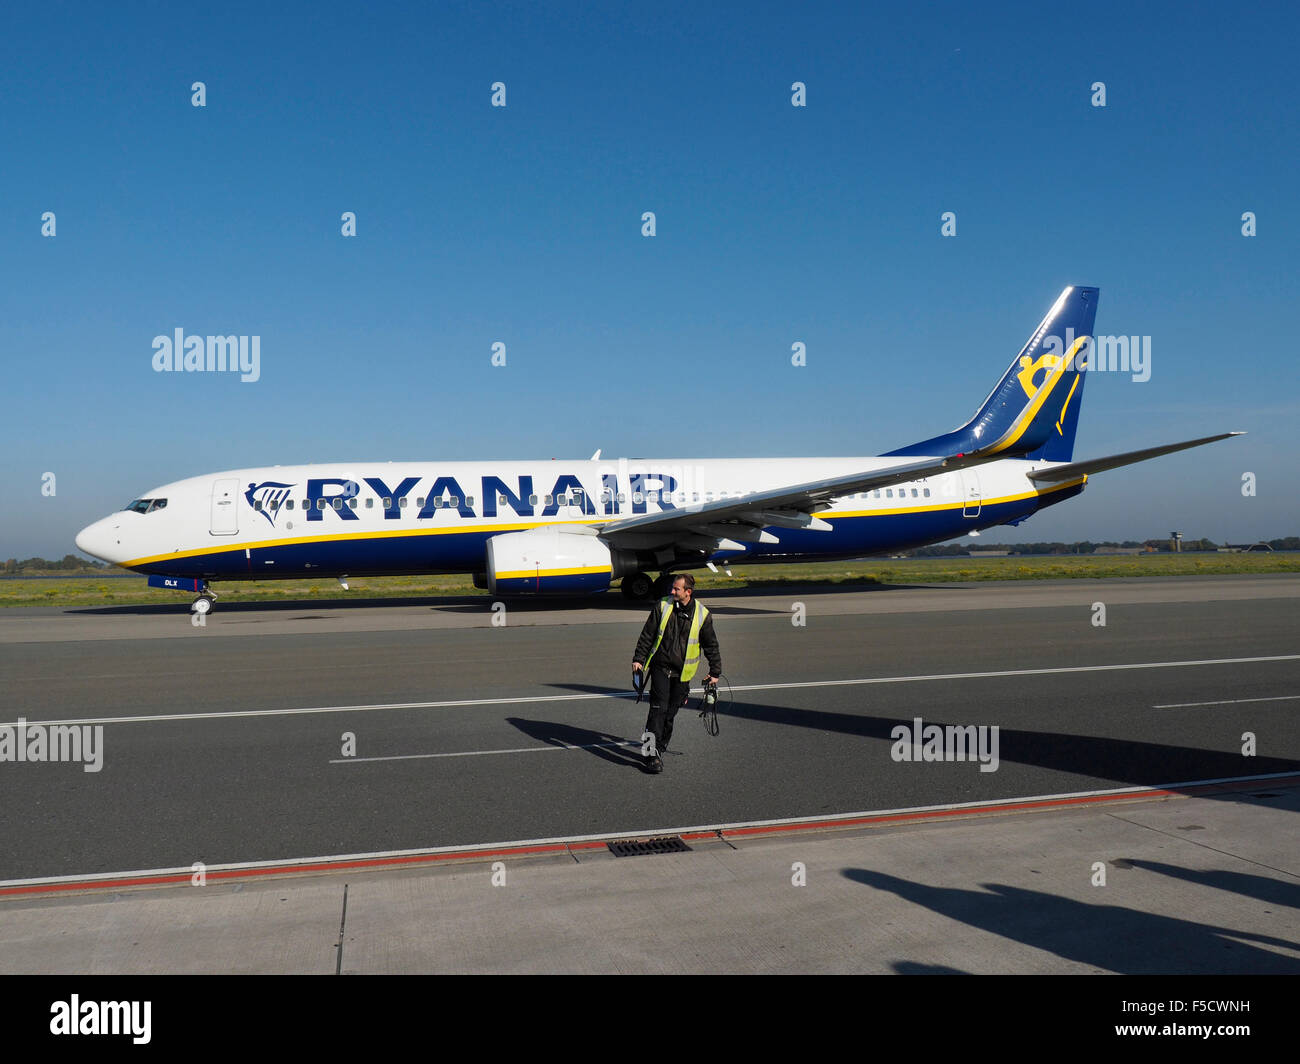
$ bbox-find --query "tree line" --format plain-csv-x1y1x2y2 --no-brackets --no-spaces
4,556,114,573
911,537,1299,557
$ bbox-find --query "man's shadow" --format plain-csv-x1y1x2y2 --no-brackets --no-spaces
507,717,646,770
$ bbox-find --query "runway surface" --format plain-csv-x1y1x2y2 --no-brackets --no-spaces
2,575,1298,883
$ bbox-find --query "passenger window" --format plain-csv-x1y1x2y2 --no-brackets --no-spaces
466,496,475,508
286,500,295,510
529,494,539,506
499,495,508,506
434,497,443,508
416,498,425,508
617,493,626,504
923,488,931,497
365,498,374,509
911,489,918,497
348,498,357,509
450,496,460,506
399,497,408,508
254,501,263,511
318,500,326,510
333,498,342,510
383,497,392,508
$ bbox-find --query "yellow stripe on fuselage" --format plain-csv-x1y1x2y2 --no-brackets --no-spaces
819,476,1085,519
120,516,599,569
118,478,1087,570
494,565,612,580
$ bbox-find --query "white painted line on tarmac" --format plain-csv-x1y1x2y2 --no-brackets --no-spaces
1153,694,1300,709
5,654,1298,729
330,739,640,764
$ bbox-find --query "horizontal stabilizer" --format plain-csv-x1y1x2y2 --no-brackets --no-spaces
1026,432,1244,483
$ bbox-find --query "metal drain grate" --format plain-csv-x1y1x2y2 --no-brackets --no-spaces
607,835,693,857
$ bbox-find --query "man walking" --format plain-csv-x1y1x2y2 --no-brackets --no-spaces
632,573,721,773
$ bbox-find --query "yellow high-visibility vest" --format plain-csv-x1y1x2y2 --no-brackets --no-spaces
646,597,710,681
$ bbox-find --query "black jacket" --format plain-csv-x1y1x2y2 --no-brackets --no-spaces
634,596,722,677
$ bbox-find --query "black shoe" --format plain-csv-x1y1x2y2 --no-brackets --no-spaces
646,754,663,774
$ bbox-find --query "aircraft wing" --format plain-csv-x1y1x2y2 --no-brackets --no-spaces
1025,432,1244,483
598,453,995,552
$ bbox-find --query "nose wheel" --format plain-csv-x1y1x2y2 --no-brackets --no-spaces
191,587,217,615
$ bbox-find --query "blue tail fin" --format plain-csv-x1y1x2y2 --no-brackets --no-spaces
886,286,1099,462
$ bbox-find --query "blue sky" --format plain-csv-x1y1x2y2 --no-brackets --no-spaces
3,0,1296,557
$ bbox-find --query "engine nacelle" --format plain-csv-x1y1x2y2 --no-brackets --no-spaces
486,527,618,595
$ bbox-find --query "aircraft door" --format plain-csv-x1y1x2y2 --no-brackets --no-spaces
211,478,240,535
960,469,982,518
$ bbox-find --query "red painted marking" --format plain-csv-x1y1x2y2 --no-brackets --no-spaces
4,774,1296,898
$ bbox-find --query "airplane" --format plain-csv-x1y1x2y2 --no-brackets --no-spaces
75,286,1241,615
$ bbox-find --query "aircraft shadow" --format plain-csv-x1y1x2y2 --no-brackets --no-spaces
435,599,786,616
842,868,1300,973
697,581,944,600
66,582,938,616
66,595,484,616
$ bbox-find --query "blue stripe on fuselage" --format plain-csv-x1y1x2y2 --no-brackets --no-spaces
129,485,1082,580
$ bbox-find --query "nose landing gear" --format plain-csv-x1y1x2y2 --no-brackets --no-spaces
191,586,217,615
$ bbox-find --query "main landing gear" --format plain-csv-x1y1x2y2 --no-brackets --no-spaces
620,572,654,600
620,572,678,601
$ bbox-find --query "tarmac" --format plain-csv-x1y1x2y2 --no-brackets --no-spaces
2,777,1297,974
2,575,1296,974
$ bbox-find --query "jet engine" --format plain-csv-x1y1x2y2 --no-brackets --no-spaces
486,527,639,595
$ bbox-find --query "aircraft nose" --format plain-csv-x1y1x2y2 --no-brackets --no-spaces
75,516,124,564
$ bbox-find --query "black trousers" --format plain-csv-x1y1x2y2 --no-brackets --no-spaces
643,665,691,753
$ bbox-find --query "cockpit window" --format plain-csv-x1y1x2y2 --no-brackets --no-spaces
123,498,168,514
